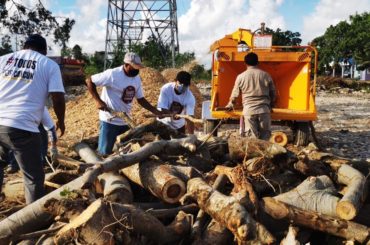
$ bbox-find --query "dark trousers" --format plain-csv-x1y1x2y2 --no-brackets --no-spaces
0,126,44,204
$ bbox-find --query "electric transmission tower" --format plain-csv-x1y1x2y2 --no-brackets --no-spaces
104,0,179,69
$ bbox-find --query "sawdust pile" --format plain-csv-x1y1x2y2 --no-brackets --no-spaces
130,67,166,125
49,86,99,151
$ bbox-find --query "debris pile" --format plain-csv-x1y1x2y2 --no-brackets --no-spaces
1,120,369,244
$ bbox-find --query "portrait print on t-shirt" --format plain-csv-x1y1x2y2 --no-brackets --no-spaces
121,85,136,104
170,101,184,120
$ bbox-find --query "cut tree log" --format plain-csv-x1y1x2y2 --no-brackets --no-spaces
117,119,184,143
214,165,258,212
195,219,234,245
55,153,92,172
191,174,228,242
144,113,205,124
336,164,367,220
98,172,133,203
121,159,186,203
262,197,370,244
74,142,102,162
54,198,192,245
185,177,275,244
146,203,199,219
75,142,133,203
274,175,340,217
227,132,287,161
0,136,197,244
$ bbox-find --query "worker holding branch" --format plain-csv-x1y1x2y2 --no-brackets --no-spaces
86,52,163,156
157,71,196,134
226,52,276,140
0,34,65,203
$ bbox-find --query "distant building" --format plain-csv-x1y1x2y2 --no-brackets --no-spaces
329,58,370,81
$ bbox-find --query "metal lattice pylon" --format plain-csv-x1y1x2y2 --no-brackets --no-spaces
104,0,179,69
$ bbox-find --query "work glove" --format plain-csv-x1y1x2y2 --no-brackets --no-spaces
225,102,234,111
50,146,58,163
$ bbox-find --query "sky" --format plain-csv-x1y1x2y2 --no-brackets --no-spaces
9,0,370,66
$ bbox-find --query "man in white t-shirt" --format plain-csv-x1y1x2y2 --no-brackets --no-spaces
0,34,65,203
86,52,163,155
157,71,196,134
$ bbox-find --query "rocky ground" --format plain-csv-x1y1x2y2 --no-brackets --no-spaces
314,91,370,161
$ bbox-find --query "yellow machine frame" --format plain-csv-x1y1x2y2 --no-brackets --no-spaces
209,28,318,122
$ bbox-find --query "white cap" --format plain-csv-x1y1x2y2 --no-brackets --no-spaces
124,52,144,69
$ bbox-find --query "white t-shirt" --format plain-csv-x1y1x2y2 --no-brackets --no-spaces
157,82,195,129
0,50,65,132
91,66,144,126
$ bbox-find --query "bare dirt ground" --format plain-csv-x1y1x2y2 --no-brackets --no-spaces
314,91,370,161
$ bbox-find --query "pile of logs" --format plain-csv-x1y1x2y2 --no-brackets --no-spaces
0,119,369,244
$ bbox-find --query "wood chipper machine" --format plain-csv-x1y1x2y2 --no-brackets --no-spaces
202,25,318,146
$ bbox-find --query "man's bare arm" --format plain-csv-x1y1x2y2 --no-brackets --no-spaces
137,97,162,116
186,121,195,134
50,92,65,136
85,77,109,111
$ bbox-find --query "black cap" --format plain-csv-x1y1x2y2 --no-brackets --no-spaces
25,34,47,51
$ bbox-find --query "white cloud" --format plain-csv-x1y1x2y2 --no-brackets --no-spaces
47,0,107,55
302,0,370,43
178,0,286,66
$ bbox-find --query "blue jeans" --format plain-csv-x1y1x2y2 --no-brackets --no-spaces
98,121,130,155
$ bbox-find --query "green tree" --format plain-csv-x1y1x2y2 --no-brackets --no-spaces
0,0,75,49
85,51,105,76
175,52,195,68
265,27,302,46
312,12,370,72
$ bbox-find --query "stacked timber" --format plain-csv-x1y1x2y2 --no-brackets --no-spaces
0,120,369,244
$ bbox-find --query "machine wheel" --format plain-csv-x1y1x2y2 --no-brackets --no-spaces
204,120,219,136
293,122,310,146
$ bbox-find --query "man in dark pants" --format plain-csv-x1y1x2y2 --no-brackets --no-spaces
226,52,276,140
0,34,65,204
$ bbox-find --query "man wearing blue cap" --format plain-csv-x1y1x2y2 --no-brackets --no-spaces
0,34,65,203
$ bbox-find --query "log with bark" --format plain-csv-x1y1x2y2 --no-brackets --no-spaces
273,175,340,217
97,172,133,203
214,165,258,212
191,174,228,242
274,164,368,221
262,197,370,244
54,198,192,245
184,177,275,244
55,153,92,172
0,136,197,244
227,132,287,161
117,119,184,143
121,159,186,203
336,164,367,220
